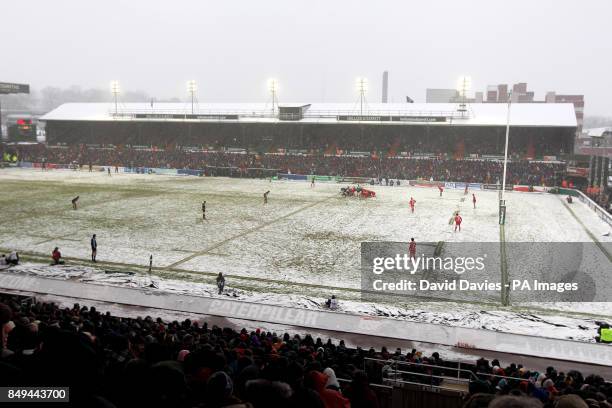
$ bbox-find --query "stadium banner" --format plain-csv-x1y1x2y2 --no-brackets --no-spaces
154,168,179,175
392,116,447,122
133,113,239,120
123,167,165,175
337,115,446,122
482,184,513,191
310,175,336,182
32,162,60,169
360,241,612,304
277,173,308,181
410,153,438,159
338,176,373,184
123,167,179,175
177,169,204,176
443,182,482,190
513,185,550,193
409,180,443,188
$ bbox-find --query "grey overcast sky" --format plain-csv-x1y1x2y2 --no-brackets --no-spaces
2,0,611,115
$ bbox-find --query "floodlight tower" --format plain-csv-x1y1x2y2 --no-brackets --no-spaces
110,80,120,115
267,78,278,115
356,77,368,116
456,75,471,115
187,80,197,114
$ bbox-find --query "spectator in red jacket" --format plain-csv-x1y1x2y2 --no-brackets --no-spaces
305,370,350,408
51,247,64,265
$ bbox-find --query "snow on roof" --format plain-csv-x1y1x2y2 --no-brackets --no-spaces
584,127,612,137
40,102,577,128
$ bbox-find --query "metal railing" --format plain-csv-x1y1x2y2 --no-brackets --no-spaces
363,357,476,394
576,189,612,228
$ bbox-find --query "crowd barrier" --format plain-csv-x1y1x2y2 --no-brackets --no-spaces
576,190,612,228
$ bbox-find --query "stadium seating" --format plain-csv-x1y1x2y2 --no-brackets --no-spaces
0,293,609,408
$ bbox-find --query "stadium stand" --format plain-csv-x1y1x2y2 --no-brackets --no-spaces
1,293,610,408
39,103,577,159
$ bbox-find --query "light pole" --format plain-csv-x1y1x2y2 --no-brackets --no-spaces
456,75,471,115
267,78,278,115
187,80,197,115
356,77,368,116
110,80,120,116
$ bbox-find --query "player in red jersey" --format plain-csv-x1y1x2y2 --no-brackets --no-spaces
472,193,476,209
454,212,463,232
409,197,416,213
409,238,416,259
438,185,444,197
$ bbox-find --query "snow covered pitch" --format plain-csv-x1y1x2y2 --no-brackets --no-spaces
1,168,610,285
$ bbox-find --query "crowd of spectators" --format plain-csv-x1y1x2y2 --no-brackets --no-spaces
585,186,612,214
44,121,572,159
0,293,610,408
2,144,567,186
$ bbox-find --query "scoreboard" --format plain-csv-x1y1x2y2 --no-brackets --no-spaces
7,115,37,142
1,82,31,140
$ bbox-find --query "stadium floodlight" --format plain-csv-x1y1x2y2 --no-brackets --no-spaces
456,75,472,114
356,77,368,94
187,80,197,114
356,77,368,116
267,78,278,114
110,80,120,115
456,75,472,97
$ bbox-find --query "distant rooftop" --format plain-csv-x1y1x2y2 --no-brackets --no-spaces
584,127,612,138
